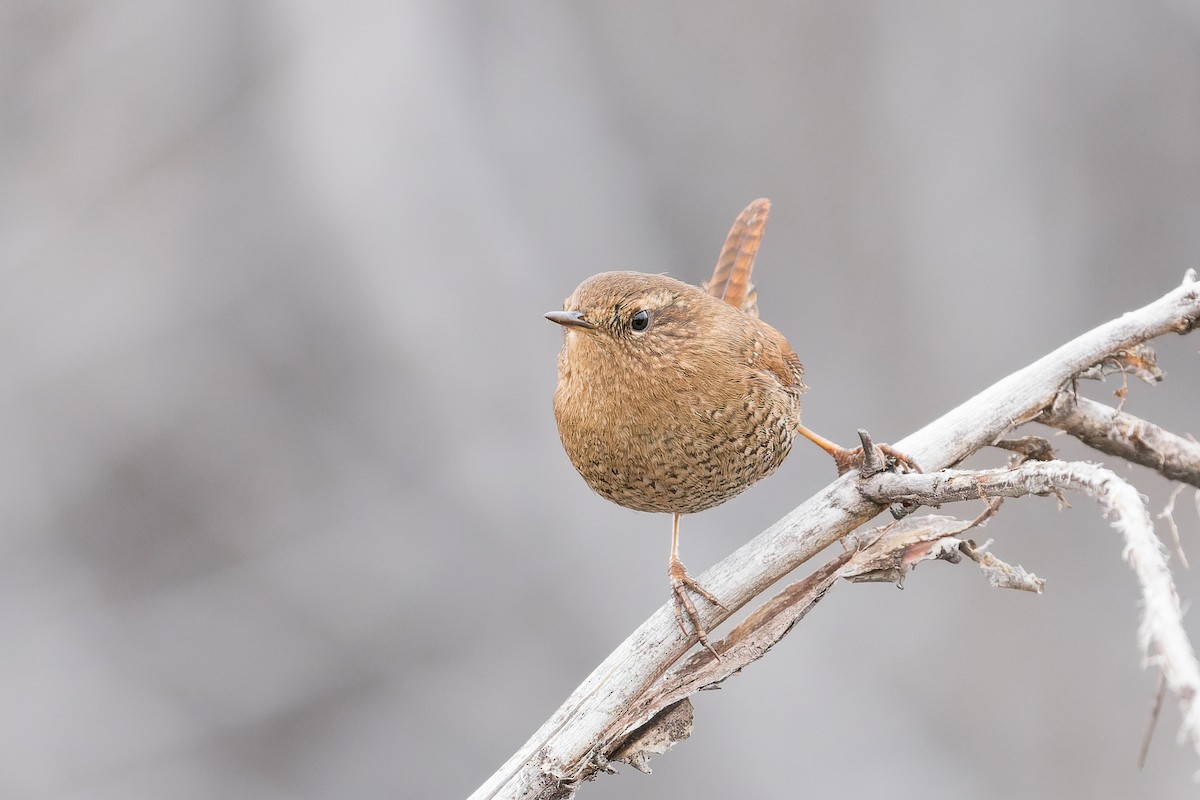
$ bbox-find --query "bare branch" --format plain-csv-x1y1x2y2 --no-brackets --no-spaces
1141,671,1169,769
617,461,1193,773
613,513,1024,762
471,274,1200,800
862,460,1200,758
610,549,853,765
1040,393,1200,489
959,539,1046,593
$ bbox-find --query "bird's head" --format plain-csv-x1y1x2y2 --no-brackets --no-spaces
549,268,710,338
544,271,726,370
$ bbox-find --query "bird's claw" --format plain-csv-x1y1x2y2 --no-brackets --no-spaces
833,442,921,477
877,443,921,474
668,559,726,659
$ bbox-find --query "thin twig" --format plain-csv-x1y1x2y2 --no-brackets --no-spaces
958,538,1045,593
1140,672,1168,769
1158,484,1191,570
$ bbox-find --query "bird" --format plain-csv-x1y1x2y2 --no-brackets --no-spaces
544,199,914,654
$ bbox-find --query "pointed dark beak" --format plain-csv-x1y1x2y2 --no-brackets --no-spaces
544,310,595,330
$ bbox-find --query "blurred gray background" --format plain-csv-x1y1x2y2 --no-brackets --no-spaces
4,2,1200,798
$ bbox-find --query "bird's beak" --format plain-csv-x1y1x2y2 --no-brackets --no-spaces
544,310,595,330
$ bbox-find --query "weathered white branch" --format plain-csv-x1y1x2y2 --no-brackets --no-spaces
958,537,1046,593
611,511,1039,762
471,271,1200,800
1040,393,1200,488
613,453,1200,765
862,460,1200,757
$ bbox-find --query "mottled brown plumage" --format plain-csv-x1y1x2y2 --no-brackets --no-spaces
550,270,803,514
545,199,897,653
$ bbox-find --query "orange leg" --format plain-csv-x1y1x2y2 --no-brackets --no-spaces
796,424,921,476
667,512,725,658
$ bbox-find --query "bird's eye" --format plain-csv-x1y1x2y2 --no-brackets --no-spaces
630,310,651,332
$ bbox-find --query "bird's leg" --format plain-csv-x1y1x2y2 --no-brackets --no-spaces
796,423,921,476
667,513,725,658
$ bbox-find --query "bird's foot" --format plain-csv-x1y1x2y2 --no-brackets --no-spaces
833,439,922,477
668,558,726,659
797,424,920,477
877,443,921,473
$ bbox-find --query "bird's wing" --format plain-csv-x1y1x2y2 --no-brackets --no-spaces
702,198,770,318
757,323,807,397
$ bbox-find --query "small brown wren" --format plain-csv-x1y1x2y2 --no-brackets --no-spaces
545,199,910,654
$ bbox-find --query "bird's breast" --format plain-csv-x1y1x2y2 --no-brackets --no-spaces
552,346,798,515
